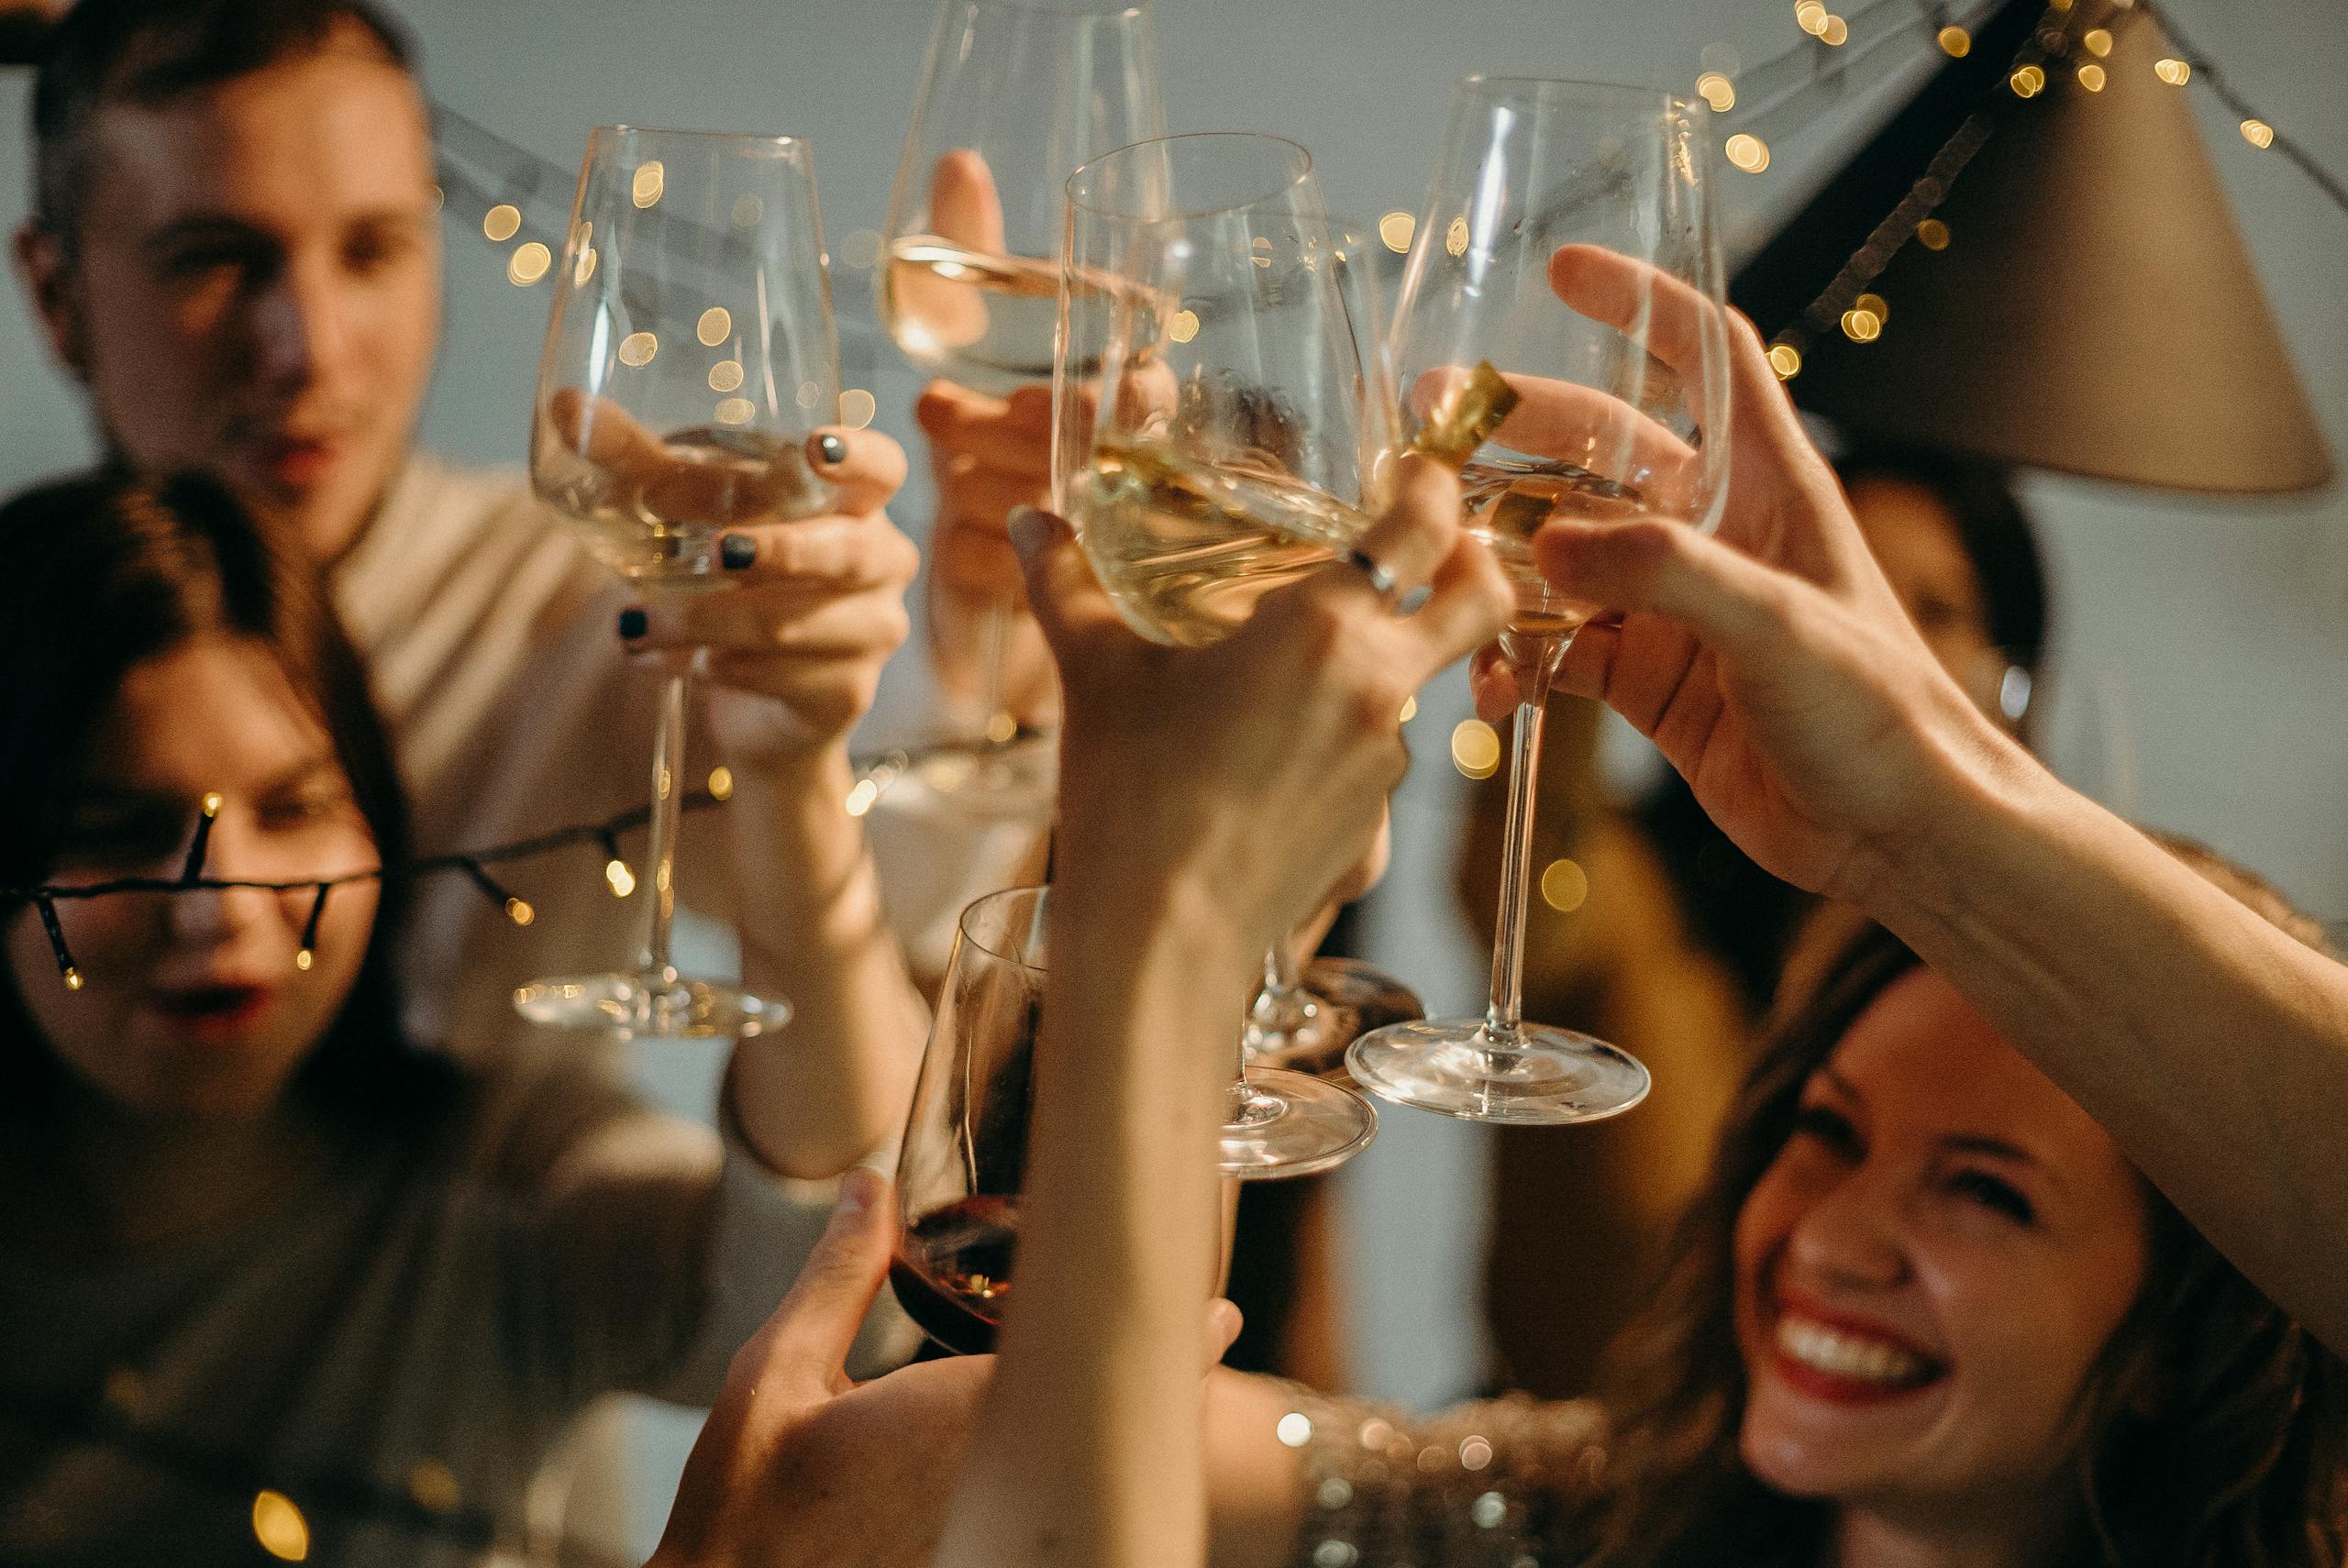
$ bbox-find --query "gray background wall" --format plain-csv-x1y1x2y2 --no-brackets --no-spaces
4,0,2344,1551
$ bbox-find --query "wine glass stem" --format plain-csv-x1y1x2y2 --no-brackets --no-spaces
637,661,691,983
977,591,1012,741
1484,632,1566,1041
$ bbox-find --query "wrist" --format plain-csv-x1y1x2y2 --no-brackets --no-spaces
1843,716,2056,936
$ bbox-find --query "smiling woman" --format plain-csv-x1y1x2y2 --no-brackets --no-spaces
1196,862,2348,1568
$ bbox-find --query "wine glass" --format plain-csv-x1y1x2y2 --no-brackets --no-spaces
1347,77,1733,1123
1055,131,1401,1176
875,0,1162,809
891,885,1047,1353
514,127,841,1039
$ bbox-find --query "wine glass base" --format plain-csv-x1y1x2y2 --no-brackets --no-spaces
1246,958,1425,1079
1218,1067,1379,1181
513,971,792,1041
1346,1019,1650,1125
869,731,1058,823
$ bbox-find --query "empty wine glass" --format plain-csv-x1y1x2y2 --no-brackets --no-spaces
515,127,841,1039
1348,77,1733,1123
876,0,1162,808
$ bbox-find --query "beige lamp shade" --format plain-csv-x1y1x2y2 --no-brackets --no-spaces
1733,0,2332,493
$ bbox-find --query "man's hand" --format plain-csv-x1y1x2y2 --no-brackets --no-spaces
915,379,1060,729
1472,245,2029,906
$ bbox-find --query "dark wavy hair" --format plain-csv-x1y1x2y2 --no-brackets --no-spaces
1574,842,2348,1568
0,469,452,1125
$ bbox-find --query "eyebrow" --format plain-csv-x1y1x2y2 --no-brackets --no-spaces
74,754,343,808
140,205,430,252
1815,1066,2066,1192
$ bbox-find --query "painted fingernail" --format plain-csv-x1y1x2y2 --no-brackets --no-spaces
1007,504,1050,559
838,1165,882,1215
617,606,648,640
719,533,757,570
815,433,847,467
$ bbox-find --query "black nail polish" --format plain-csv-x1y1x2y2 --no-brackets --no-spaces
720,533,757,569
617,606,648,640
816,433,847,466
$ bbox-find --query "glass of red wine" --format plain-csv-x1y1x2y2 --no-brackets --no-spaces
890,883,1047,1354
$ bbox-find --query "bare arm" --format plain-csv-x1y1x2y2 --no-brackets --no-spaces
1498,245,2348,1350
631,425,929,1178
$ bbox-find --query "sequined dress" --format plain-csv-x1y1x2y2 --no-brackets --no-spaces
1277,1387,1611,1567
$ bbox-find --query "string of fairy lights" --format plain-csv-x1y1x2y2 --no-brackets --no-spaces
6,774,739,992
1681,0,2348,381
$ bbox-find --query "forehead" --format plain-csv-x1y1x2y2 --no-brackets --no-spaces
1825,968,2126,1172
78,46,436,237
1848,478,1980,600
88,635,333,791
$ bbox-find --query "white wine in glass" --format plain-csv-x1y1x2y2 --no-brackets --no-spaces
1347,76,1733,1124
515,126,843,1040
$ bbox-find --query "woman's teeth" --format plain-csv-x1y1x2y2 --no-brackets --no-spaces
1777,1314,1934,1386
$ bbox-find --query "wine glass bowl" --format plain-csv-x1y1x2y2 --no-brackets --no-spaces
514,127,842,1040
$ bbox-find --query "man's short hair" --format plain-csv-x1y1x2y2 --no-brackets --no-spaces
29,0,419,250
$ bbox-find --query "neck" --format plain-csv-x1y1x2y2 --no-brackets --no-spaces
1832,1496,2086,1568
0,1072,329,1262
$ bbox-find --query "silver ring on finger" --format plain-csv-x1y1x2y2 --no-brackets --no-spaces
1345,547,1401,610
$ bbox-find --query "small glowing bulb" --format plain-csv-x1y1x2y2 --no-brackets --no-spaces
632,161,665,208
1399,694,1419,724
1767,342,1803,380
986,712,1020,745
2010,64,2047,98
63,967,83,991
1445,215,1471,257
839,389,879,430
1450,719,1501,780
844,779,880,818
714,397,757,426
506,242,551,285
202,791,224,817
1540,857,1590,912
1695,72,1736,111
1168,309,1201,344
618,331,658,368
504,897,535,927
1794,1,1829,34
1378,211,1416,253
252,1490,310,1562
1916,217,1952,250
482,204,521,243
2241,118,2275,149
2083,27,2112,56
709,359,745,392
707,767,735,801
1854,292,1888,323
1937,25,1971,56
573,246,599,286
2154,57,2191,85
696,306,734,347
1819,15,1849,46
2077,62,2107,92
1841,307,1883,342
605,858,637,898
1725,133,1771,173
295,948,315,972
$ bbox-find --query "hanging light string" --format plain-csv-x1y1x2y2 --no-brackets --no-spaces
1706,0,2348,218
7,786,733,988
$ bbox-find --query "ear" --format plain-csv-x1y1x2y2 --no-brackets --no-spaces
15,221,92,382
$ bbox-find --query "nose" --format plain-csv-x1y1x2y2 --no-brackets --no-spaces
249,251,356,395
1783,1165,1911,1292
166,815,282,948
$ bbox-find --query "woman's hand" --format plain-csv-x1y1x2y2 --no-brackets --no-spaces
1471,245,2030,905
618,425,922,758
1021,452,1513,957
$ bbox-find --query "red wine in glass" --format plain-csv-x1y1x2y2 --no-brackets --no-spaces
890,1193,1020,1355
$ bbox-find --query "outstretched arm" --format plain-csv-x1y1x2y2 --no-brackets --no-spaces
1488,245,2348,1351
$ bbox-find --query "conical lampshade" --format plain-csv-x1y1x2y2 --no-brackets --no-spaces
1733,0,2332,494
